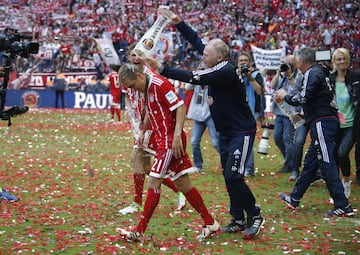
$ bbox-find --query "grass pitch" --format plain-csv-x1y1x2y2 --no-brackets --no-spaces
0,109,358,254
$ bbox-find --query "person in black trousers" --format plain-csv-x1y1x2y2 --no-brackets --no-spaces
53,70,67,108
159,8,264,239
276,47,354,217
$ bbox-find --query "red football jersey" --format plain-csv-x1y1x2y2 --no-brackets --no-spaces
109,71,121,103
146,72,184,150
60,44,71,55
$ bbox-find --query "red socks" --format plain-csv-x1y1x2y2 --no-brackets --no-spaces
184,187,214,225
133,175,178,206
162,178,179,193
136,188,160,233
110,108,121,121
110,107,115,119
115,108,121,121
133,173,145,205
135,186,213,234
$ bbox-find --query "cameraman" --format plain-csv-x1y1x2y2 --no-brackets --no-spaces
271,54,305,181
237,51,265,177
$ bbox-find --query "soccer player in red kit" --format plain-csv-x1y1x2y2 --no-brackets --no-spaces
108,65,121,122
116,63,220,241
118,44,186,215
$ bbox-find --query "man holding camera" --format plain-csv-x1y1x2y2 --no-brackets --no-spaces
237,52,265,177
271,55,300,178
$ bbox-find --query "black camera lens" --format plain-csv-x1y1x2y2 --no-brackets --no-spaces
280,63,290,72
240,64,249,74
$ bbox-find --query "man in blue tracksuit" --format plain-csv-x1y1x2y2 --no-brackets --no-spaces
275,47,354,217
159,10,264,239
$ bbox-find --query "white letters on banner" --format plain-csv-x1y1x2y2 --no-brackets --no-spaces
251,45,285,70
74,92,111,109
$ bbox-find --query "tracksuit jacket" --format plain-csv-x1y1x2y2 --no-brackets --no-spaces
160,21,255,136
284,64,338,124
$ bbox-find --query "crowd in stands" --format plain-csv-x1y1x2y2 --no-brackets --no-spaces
0,0,359,88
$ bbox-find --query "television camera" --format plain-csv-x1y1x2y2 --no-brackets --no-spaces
0,28,39,126
0,28,39,58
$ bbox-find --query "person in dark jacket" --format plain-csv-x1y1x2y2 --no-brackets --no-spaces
276,47,354,217
158,8,264,239
53,69,67,108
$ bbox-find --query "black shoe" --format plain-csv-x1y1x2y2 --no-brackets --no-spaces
326,204,354,217
278,192,299,209
221,218,246,233
277,166,291,173
242,214,264,239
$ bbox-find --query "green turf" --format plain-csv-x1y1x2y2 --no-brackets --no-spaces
0,109,358,254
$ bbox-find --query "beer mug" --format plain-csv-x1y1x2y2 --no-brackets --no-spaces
134,6,173,62
275,97,305,129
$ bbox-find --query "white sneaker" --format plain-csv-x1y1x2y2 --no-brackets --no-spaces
188,167,202,174
175,192,186,211
119,202,142,215
197,220,220,240
117,228,142,242
329,180,352,204
342,179,351,199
